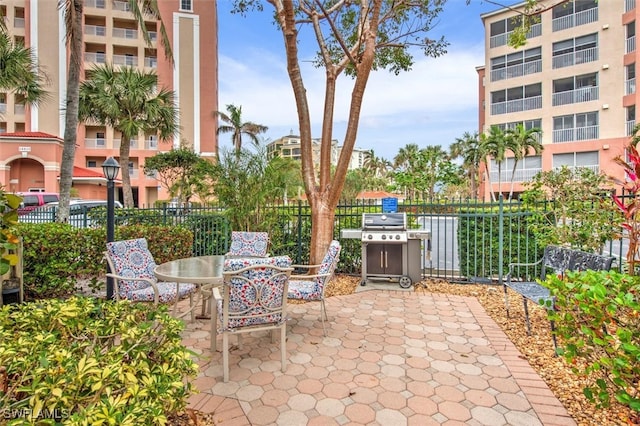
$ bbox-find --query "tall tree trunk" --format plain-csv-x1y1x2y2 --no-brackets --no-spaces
119,135,134,207
58,0,83,223
508,159,519,200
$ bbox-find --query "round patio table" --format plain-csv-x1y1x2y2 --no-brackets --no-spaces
154,255,225,319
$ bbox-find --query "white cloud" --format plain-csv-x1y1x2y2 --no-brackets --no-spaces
218,42,485,159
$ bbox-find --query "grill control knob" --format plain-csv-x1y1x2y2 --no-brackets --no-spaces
395,234,401,240
367,234,373,240
381,234,386,240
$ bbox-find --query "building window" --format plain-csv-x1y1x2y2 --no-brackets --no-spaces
553,111,599,143
627,105,636,136
627,21,636,53
490,155,542,183
180,0,192,12
627,64,636,95
552,72,598,106
87,160,97,168
552,33,598,69
552,151,599,172
490,83,542,115
489,15,541,48
490,47,542,82
552,0,598,32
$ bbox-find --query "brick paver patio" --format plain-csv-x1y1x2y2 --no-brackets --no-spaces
180,288,575,425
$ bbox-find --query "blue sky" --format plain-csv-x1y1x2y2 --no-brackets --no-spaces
216,1,504,161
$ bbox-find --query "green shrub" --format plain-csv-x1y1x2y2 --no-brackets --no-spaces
17,224,193,300
0,297,198,424
544,270,640,412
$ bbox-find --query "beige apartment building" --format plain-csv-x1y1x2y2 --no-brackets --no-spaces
478,0,636,200
266,134,370,170
0,0,217,206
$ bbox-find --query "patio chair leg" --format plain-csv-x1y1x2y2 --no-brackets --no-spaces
190,293,195,322
523,297,532,335
210,297,218,352
503,285,511,318
320,300,327,336
280,325,286,372
223,333,230,382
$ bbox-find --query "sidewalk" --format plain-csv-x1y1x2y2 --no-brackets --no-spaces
180,289,575,425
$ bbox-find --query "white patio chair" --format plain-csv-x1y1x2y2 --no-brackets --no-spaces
287,240,341,335
105,238,198,319
211,255,293,382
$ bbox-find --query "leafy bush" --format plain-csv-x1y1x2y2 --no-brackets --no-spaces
544,270,640,411
0,297,198,424
17,224,193,300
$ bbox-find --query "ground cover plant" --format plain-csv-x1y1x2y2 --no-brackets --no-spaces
0,297,197,425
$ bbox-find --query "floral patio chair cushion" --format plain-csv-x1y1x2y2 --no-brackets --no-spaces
227,231,269,257
217,255,292,329
106,238,195,303
288,240,341,301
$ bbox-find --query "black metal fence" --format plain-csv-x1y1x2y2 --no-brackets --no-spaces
20,198,627,282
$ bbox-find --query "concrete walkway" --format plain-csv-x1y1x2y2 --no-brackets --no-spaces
180,289,575,426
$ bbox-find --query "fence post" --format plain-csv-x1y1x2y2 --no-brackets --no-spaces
297,200,303,264
498,194,504,285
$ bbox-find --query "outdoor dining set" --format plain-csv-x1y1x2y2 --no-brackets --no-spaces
104,231,342,382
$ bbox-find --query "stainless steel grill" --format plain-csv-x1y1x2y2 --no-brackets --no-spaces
341,213,430,289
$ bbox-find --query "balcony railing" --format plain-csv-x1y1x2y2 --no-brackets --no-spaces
14,104,25,115
490,95,542,115
552,47,598,69
490,59,542,82
145,138,158,150
149,31,157,42
627,36,636,54
84,25,106,37
627,78,636,95
84,52,107,64
552,86,598,106
114,139,139,149
85,0,106,8
489,22,541,48
112,28,138,40
626,0,636,13
13,17,24,28
552,164,599,174
113,54,138,67
489,168,542,183
85,138,107,149
628,120,637,136
552,125,599,143
0,103,6,113
553,7,598,32
144,57,158,68
112,1,131,12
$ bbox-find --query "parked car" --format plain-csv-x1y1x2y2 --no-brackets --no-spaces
20,199,123,227
16,192,60,215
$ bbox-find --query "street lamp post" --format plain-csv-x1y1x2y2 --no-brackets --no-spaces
102,157,120,300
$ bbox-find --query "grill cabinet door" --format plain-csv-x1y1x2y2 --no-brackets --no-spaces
365,243,403,275
384,244,403,275
366,243,386,275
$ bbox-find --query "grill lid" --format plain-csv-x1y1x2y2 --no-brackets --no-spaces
362,213,406,230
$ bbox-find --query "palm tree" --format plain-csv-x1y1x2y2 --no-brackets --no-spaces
480,126,514,201
362,149,391,190
79,64,178,207
57,0,172,222
450,131,482,199
0,31,46,106
505,124,543,199
214,104,268,153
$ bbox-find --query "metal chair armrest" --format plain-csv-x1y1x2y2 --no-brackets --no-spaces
290,272,331,280
291,263,323,270
506,258,544,282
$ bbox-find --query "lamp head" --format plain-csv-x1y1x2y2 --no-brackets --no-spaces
102,157,120,181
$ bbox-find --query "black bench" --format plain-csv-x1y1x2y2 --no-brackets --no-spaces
504,245,615,349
